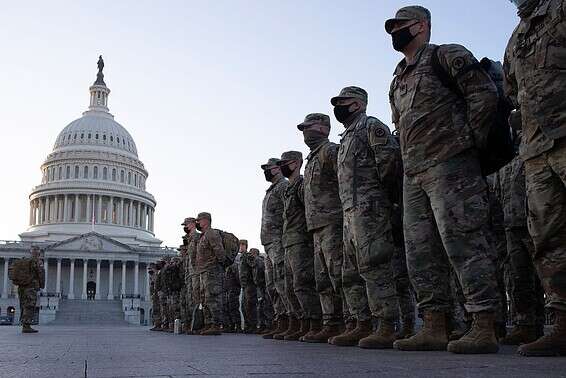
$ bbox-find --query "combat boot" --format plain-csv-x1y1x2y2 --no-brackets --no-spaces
358,319,396,349
518,311,566,357
285,318,310,341
263,316,287,339
447,312,499,354
397,317,415,339
305,323,342,343
21,324,38,334
329,321,353,344
223,323,235,333
394,311,448,351
149,322,162,331
256,325,266,334
332,319,372,347
199,324,211,335
501,325,543,345
200,324,222,336
300,319,322,342
274,316,299,340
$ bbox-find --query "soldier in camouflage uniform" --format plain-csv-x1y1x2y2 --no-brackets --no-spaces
239,240,258,333
254,251,274,333
195,212,226,335
223,241,242,333
330,86,400,349
184,218,201,334
179,243,190,333
18,246,45,333
165,257,183,333
260,158,290,339
504,1,566,355
492,135,545,346
149,261,163,331
276,151,322,342
262,251,278,335
158,256,171,332
298,113,350,343
387,6,501,354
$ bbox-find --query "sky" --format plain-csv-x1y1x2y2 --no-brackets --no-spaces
0,0,519,250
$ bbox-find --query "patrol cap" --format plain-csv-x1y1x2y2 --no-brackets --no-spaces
260,158,281,170
330,86,368,106
297,113,331,131
277,151,303,164
385,6,431,34
181,217,196,226
196,212,211,222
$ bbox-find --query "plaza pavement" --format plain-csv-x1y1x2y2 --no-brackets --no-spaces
0,325,564,377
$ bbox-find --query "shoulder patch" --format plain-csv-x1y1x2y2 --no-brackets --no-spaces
369,125,389,147
452,57,465,71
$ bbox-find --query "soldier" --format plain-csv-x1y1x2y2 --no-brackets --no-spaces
260,158,290,339
183,217,201,334
179,243,190,333
298,113,349,343
239,240,258,333
276,150,322,341
330,86,400,349
165,257,183,333
254,250,275,334
157,256,171,332
262,251,278,335
149,261,163,331
505,0,566,355
224,241,242,333
386,6,501,354
195,212,226,335
18,246,45,333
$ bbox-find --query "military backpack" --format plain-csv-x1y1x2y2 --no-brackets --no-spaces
218,230,239,268
8,258,33,287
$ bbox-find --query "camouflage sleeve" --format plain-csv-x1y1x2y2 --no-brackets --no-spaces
389,78,400,129
367,117,402,204
437,44,499,149
323,142,339,175
208,229,226,264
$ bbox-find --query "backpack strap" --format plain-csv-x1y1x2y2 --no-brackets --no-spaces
431,45,484,97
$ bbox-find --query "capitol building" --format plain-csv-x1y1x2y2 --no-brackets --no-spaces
0,58,175,325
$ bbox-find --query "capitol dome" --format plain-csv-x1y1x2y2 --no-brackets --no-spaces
20,59,161,247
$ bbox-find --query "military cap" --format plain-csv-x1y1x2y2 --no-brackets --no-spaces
196,212,211,222
385,6,431,34
181,217,196,226
297,113,331,131
260,157,281,170
330,86,368,106
277,151,303,164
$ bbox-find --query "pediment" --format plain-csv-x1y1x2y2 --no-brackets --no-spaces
46,232,134,253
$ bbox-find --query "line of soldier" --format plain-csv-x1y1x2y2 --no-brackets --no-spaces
256,2,565,357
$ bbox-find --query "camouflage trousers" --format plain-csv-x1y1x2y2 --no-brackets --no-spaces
180,277,193,329
264,256,280,320
505,226,546,325
264,240,290,317
224,287,242,327
241,284,257,328
167,292,181,327
151,292,161,327
313,223,349,325
158,291,169,327
285,242,322,320
342,201,398,322
525,142,566,312
18,287,37,326
391,244,416,325
492,228,509,326
191,273,201,307
200,265,225,326
257,286,274,327
403,152,500,314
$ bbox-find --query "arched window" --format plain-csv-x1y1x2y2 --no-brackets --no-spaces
75,166,79,178
103,167,108,180
95,134,99,140
134,174,137,187
103,135,106,141
66,166,70,179
93,166,98,179
120,170,125,183
83,166,89,179
112,168,116,181
110,136,113,142
128,172,132,185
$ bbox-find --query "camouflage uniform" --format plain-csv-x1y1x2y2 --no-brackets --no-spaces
179,244,192,331
239,251,258,330
196,227,226,327
504,0,566,315
255,254,274,329
187,230,201,326
337,111,399,323
18,257,44,326
224,253,242,329
261,172,290,318
157,263,170,329
165,258,183,330
150,265,161,328
263,254,278,323
389,43,500,315
280,159,322,322
300,114,348,327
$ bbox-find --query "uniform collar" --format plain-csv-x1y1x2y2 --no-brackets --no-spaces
266,175,285,193
306,140,329,161
393,43,430,76
340,112,366,138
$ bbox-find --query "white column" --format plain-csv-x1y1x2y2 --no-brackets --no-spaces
107,196,112,223
121,261,127,297
129,200,134,227
107,260,114,300
137,202,141,227
74,194,80,222
86,195,91,223
145,264,150,300
119,198,124,225
95,259,101,300
54,195,60,221
44,258,49,292
63,195,69,222
55,258,62,295
97,195,102,224
68,259,75,299
81,259,88,300
39,198,45,224
46,196,51,223
2,258,9,299
134,261,139,297
29,202,33,225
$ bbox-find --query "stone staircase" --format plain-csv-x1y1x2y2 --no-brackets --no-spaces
50,299,128,326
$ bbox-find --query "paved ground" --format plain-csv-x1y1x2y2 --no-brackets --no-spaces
0,325,565,378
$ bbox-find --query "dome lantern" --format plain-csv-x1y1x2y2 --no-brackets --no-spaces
87,56,111,115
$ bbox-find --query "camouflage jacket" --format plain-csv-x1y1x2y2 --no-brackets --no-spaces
253,255,267,290
185,230,200,275
195,228,226,272
25,258,45,290
493,156,528,229
239,251,256,288
225,254,241,289
504,0,566,160
389,43,498,176
304,140,343,231
282,176,310,248
260,176,288,245
337,113,401,211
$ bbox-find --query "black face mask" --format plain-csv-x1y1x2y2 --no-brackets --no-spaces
303,129,328,150
391,22,419,52
334,104,356,123
264,169,275,182
280,164,294,178
195,223,202,231
183,226,190,234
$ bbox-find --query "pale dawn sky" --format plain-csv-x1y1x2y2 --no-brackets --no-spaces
0,1,519,250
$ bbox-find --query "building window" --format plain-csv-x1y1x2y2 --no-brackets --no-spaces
103,167,108,180
93,166,98,179
128,172,131,185
58,166,62,180
103,135,106,141
95,134,99,140
84,166,88,179
75,166,79,178
134,174,137,187
88,133,91,139
66,166,70,179
112,168,116,181
110,136,113,142
117,137,120,144
120,170,125,183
